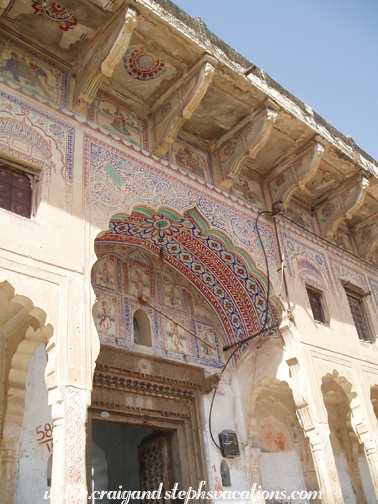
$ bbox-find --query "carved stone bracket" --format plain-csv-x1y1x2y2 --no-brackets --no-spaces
201,372,221,394
268,138,325,207
152,57,215,157
217,102,278,190
316,175,369,239
354,222,378,259
73,7,138,115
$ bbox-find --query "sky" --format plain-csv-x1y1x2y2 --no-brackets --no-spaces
172,0,378,163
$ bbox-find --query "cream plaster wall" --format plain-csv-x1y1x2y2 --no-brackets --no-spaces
15,343,51,504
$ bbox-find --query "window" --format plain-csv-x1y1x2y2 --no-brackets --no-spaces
306,286,327,324
0,161,40,218
344,282,373,342
133,309,151,346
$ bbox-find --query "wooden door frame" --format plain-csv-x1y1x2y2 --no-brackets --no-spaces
87,346,210,502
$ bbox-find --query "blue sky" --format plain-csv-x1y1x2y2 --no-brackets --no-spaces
172,0,378,163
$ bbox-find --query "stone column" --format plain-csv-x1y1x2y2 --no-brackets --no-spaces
358,431,378,503
66,386,91,504
50,397,65,504
304,420,344,504
49,386,91,504
0,421,20,504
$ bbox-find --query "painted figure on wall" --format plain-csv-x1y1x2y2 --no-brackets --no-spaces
129,264,150,298
91,92,146,147
163,280,182,309
94,296,117,339
98,260,115,287
135,270,145,294
198,327,216,360
110,107,141,138
99,300,111,332
0,50,59,101
234,176,261,205
174,145,206,179
171,321,184,352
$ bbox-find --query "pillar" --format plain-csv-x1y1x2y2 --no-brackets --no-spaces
304,421,344,504
49,386,91,504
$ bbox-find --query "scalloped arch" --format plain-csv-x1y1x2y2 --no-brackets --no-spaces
0,279,55,503
95,205,283,360
322,370,370,444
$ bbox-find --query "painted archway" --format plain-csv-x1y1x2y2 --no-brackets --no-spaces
95,205,283,362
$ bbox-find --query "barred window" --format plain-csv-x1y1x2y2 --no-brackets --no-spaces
0,162,40,218
306,286,327,324
345,284,373,342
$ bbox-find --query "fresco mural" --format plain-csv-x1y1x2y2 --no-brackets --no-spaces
89,91,148,148
3,0,94,49
233,175,263,208
92,244,224,367
170,136,213,182
0,34,68,106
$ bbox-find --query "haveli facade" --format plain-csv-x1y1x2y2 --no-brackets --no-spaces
0,1,378,503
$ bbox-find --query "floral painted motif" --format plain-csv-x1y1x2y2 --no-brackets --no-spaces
32,1,78,31
123,46,166,81
161,103,172,117
322,203,335,217
275,174,286,187
224,140,237,157
102,209,281,359
362,229,372,241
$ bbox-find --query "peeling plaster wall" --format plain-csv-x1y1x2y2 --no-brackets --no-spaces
15,344,51,504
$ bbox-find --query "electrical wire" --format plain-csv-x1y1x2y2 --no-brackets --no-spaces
209,209,378,450
208,210,276,451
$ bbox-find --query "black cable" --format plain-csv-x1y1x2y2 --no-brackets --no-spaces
282,215,378,272
208,210,275,451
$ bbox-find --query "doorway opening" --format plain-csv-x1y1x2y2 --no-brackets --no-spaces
91,421,180,504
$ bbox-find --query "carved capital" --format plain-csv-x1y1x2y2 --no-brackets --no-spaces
153,59,215,157
218,105,278,190
268,139,324,206
316,175,369,239
355,222,378,258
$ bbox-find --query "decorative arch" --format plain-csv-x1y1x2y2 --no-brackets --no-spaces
0,116,62,172
320,370,378,503
0,279,55,503
370,385,378,422
95,205,283,362
321,370,368,442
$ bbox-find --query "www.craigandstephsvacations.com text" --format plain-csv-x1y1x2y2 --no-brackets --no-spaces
44,481,322,502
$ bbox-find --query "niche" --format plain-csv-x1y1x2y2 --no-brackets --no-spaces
133,309,151,346
220,460,231,487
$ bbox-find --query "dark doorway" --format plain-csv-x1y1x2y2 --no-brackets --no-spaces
92,422,178,504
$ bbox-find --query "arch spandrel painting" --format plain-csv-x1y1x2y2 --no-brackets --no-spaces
94,207,282,364
92,244,224,367
162,275,183,311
